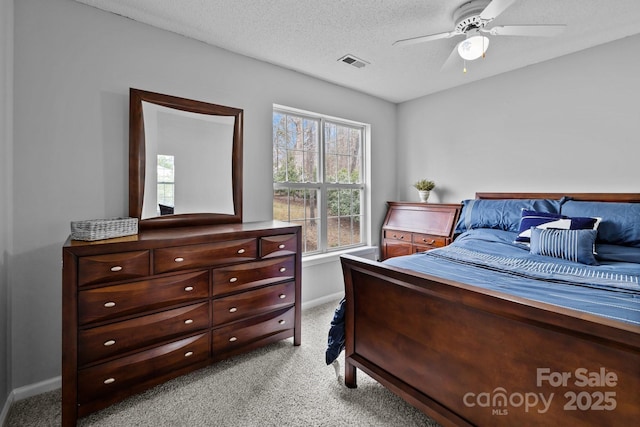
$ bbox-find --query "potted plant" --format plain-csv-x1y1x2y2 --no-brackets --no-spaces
413,179,435,202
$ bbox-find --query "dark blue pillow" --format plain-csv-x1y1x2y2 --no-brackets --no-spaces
515,210,600,244
530,228,598,265
455,199,563,234
515,210,565,243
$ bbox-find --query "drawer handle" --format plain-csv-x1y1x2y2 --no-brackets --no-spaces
184,286,194,292
278,319,286,325
278,244,286,249
423,239,435,245
110,266,123,272
229,336,237,342
184,351,194,357
237,248,245,254
229,277,238,283
184,319,194,325
229,307,237,313
104,301,116,308
103,340,116,347
174,257,184,263
279,294,286,299
279,267,286,273
103,378,115,385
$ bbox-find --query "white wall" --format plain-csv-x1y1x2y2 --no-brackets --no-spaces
397,34,640,204
10,0,397,390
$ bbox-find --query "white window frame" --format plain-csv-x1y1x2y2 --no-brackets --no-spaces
273,104,370,256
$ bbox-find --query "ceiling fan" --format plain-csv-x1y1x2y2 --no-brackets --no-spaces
393,0,566,72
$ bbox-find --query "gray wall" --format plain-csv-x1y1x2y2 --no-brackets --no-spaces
1,0,13,408
10,0,396,390
5,0,640,399
397,34,640,204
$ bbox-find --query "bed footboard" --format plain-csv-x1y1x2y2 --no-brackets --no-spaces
341,254,640,427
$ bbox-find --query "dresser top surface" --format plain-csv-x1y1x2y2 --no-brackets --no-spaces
64,220,300,251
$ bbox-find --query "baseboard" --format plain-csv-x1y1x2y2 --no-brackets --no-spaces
0,376,61,426
0,392,12,427
301,291,343,310
12,376,60,401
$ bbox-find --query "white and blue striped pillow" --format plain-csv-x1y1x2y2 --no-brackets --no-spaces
530,228,598,265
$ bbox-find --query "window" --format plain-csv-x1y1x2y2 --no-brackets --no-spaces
157,154,175,215
273,106,367,255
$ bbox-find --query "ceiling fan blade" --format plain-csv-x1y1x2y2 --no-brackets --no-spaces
393,31,458,47
485,24,566,37
479,0,517,20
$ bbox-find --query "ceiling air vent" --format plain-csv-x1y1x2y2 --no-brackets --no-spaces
338,54,369,69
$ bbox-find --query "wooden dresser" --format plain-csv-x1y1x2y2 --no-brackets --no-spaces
62,221,301,426
381,202,461,260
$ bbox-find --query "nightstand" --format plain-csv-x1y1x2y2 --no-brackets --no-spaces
381,202,461,260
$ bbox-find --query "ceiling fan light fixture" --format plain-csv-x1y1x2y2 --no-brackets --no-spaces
457,35,489,61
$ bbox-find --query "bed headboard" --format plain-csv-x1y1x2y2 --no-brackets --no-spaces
476,192,640,203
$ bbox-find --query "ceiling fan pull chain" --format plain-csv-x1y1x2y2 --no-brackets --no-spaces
482,36,486,59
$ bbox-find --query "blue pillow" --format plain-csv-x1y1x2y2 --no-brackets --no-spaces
455,199,563,234
595,244,640,264
561,201,640,247
530,228,598,265
515,210,600,244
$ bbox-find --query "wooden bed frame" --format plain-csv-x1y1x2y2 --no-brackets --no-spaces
340,193,640,426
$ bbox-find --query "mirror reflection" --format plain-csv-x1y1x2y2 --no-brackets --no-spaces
140,101,235,219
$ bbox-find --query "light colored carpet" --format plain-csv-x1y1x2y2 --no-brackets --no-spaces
6,300,440,427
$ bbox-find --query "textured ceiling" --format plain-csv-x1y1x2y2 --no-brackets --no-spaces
75,0,640,103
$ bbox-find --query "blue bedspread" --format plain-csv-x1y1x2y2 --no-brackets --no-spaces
385,229,640,326
326,229,640,364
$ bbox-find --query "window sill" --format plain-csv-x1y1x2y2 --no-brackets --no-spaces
302,246,378,268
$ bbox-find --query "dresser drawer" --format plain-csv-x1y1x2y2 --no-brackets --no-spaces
212,281,295,326
212,256,295,297
77,332,209,405
384,229,410,242
412,233,447,249
78,251,150,287
212,307,294,355
154,239,257,274
78,302,210,366
78,271,209,325
260,234,297,258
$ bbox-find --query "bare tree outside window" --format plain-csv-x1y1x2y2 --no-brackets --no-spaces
273,107,366,255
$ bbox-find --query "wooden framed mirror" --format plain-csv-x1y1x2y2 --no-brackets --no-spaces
129,88,243,229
